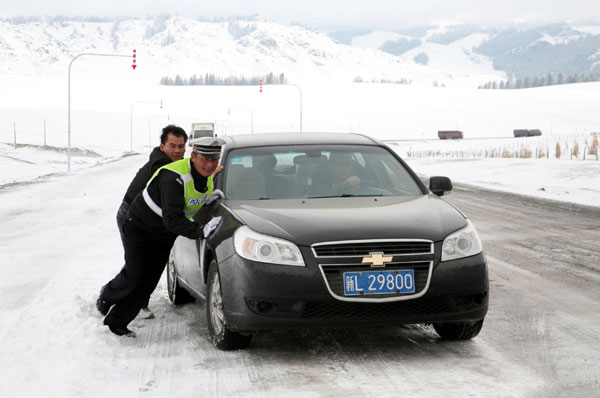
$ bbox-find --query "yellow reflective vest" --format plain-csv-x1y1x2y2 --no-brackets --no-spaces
142,158,213,219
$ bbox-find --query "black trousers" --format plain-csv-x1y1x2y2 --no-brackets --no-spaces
116,201,149,309
101,215,176,328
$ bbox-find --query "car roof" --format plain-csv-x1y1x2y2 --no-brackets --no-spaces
221,132,381,149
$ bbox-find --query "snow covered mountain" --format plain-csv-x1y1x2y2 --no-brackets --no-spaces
0,16,504,88
341,21,600,80
2,16,599,89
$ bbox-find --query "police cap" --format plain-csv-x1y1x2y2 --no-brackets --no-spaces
191,137,225,159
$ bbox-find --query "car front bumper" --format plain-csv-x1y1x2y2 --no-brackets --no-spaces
217,250,488,332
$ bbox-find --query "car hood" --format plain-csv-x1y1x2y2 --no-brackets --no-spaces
224,195,467,246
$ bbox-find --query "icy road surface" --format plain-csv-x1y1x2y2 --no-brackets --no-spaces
0,155,599,397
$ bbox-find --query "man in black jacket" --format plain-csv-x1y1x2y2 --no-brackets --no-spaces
115,125,187,319
97,137,225,337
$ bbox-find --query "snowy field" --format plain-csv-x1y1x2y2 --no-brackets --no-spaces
1,75,599,206
404,156,599,208
392,136,600,208
2,139,599,208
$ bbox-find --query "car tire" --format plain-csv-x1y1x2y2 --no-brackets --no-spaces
167,251,194,305
206,260,252,350
433,319,484,340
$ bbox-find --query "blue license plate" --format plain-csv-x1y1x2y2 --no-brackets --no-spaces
343,270,415,296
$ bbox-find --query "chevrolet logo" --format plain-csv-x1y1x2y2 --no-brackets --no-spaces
362,252,393,267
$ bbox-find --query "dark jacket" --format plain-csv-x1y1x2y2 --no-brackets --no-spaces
128,159,208,240
122,147,172,205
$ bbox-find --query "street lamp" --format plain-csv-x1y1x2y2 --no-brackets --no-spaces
261,83,303,132
228,108,254,134
282,83,303,132
68,52,131,172
148,115,169,149
131,100,162,152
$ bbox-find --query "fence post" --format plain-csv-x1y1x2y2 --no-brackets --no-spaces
44,119,47,146
13,122,16,150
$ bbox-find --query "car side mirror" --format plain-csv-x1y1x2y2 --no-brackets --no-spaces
429,176,453,196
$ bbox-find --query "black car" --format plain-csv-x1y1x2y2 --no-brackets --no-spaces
167,133,488,350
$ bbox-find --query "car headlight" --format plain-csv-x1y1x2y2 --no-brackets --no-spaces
441,220,483,261
234,226,305,266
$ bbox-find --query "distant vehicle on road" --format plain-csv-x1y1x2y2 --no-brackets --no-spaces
438,130,464,140
514,129,542,137
189,123,215,145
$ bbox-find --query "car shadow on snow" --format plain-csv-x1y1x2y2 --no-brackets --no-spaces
177,298,482,360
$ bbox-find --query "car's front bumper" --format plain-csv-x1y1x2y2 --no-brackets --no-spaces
217,251,488,332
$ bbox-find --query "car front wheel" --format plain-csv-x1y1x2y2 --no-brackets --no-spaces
206,260,252,350
433,319,484,340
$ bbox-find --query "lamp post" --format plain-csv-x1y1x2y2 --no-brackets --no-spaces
131,100,162,152
148,115,169,149
68,52,131,172
282,83,302,132
228,108,254,134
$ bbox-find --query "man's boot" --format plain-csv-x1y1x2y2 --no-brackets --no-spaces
96,297,111,316
107,324,136,338
137,307,155,320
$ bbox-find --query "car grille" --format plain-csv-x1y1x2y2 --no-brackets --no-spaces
312,241,432,257
303,297,451,319
312,239,434,302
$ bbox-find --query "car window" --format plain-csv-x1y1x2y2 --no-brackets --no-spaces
223,145,423,199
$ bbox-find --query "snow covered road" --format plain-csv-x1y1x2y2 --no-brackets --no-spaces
0,154,599,397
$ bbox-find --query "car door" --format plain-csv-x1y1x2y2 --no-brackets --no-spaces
177,237,202,289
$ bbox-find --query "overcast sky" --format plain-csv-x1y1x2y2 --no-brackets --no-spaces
3,0,600,29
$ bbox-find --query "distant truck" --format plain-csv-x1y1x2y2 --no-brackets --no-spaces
189,123,215,144
438,130,464,140
514,129,542,137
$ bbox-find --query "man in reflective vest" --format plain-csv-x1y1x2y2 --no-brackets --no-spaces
97,137,226,337
116,124,188,320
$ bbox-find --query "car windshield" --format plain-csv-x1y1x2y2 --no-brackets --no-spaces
222,145,423,200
